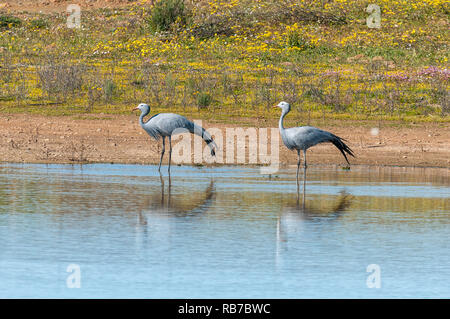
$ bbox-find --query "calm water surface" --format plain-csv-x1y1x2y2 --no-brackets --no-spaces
0,163,449,298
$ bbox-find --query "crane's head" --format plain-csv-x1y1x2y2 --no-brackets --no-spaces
132,103,150,114
273,101,290,113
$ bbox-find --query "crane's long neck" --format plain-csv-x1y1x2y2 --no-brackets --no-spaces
139,108,150,127
279,109,288,132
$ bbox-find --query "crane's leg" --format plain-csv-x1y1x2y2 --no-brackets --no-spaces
303,149,307,193
159,173,164,205
158,137,165,172
296,149,301,187
168,136,172,173
303,149,308,169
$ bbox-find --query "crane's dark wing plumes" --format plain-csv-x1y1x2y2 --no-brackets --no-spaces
191,123,217,156
202,129,216,156
329,134,355,165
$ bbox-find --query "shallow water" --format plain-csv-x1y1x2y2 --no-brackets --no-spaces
0,163,449,298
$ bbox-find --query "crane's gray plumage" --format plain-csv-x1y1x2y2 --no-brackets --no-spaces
274,101,354,184
133,103,217,172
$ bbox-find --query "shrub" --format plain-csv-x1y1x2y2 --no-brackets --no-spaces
197,92,212,108
0,15,21,29
148,0,188,32
30,18,49,29
287,31,315,50
191,12,239,39
37,63,85,100
103,79,117,103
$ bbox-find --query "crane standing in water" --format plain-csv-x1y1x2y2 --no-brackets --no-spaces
273,101,354,185
133,103,217,172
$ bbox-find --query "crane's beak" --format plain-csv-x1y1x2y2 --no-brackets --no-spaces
272,105,279,109
132,107,139,112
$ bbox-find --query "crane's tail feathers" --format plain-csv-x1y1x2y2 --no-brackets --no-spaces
330,135,355,165
204,137,216,156
192,123,217,157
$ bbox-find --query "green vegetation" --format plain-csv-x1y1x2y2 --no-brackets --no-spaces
0,14,21,29
147,0,189,32
30,17,49,29
0,0,448,123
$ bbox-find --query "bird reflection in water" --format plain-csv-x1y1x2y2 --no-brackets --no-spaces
290,165,351,218
135,174,215,248
276,173,353,266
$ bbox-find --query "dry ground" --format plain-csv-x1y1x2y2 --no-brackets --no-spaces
0,113,448,168
0,0,135,13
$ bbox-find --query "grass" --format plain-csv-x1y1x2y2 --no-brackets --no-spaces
0,0,448,124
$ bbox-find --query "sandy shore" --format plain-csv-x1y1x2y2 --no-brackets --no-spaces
0,113,449,169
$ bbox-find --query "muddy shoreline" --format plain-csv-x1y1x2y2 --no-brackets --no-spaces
0,114,449,169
